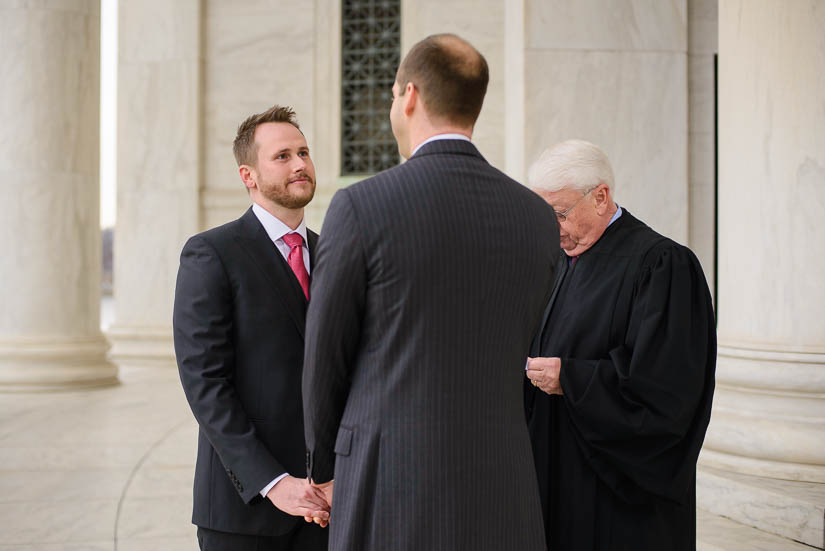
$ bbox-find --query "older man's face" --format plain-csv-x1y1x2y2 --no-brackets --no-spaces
536,187,605,257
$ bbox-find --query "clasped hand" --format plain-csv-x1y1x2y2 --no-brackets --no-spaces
266,475,334,528
526,356,563,395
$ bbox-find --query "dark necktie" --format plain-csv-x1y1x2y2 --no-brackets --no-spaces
282,233,309,300
569,256,578,266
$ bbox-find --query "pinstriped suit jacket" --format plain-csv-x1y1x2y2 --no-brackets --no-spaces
303,139,559,550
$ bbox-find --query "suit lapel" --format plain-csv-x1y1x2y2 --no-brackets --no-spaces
233,209,307,339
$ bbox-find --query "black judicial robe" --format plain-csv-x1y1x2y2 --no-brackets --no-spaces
525,209,716,551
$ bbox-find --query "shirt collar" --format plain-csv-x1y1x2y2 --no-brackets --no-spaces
251,202,307,245
411,133,472,157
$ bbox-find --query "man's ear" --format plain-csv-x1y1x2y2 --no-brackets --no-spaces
594,183,611,214
239,165,256,191
403,82,417,117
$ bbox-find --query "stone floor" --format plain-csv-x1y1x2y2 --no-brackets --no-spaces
0,367,199,550
0,365,813,550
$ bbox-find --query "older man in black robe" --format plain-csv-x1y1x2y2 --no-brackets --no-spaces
524,139,716,551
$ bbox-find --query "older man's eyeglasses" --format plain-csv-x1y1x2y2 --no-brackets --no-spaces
553,186,599,222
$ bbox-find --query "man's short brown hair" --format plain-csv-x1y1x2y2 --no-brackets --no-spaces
395,34,489,127
233,105,300,167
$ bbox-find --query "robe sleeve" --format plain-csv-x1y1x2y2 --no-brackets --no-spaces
559,243,716,504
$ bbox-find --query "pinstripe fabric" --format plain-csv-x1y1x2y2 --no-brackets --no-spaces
303,140,559,550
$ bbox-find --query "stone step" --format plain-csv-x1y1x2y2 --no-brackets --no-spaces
697,508,816,551
697,465,825,549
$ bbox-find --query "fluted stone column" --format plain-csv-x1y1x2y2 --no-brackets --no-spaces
0,1,115,390
704,0,825,485
106,0,201,367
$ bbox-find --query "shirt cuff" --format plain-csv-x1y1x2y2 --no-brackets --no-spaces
260,472,289,498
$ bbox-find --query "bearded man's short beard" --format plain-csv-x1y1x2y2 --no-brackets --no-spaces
263,176,316,209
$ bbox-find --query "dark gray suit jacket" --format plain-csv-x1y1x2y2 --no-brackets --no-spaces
174,208,320,539
303,139,559,550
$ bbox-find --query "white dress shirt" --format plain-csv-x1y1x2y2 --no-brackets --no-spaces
251,202,310,497
251,202,310,274
410,133,472,157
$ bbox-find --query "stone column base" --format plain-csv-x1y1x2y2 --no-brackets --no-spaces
704,344,825,482
0,336,118,391
106,325,176,368
700,448,825,484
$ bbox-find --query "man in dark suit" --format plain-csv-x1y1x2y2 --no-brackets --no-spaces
174,105,330,550
303,34,560,550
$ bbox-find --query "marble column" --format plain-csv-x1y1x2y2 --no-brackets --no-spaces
523,0,689,243
503,0,526,182
687,0,717,297
0,1,116,390
704,0,825,483
106,0,201,367
306,0,342,230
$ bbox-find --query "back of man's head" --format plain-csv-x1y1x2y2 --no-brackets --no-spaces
395,34,489,127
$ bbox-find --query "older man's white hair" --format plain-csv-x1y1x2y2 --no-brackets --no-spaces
528,139,615,196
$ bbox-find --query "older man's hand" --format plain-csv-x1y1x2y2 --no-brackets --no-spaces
526,357,563,395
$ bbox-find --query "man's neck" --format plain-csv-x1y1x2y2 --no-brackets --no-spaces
590,202,620,244
408,121,473,156
605,201,618,220
594,201,619,235
252,197,304,230
410,133,472,157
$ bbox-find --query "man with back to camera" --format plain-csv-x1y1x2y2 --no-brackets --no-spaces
302,33,561,551
173,105,330,550
524,139,716,550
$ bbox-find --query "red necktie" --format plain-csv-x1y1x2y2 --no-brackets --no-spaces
569,256,578,266
282,233,309,300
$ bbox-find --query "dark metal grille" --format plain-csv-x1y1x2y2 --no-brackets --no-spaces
341,0,401,175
